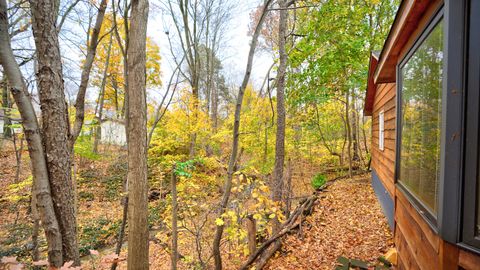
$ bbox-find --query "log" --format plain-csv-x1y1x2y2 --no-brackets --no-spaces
238,195,317,270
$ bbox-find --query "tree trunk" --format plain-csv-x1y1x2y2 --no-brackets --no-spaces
2,77,12,138
111,176,128,270
345,90,353,178
93,33,113,154
30,0,81,264
211,81,218,131
246,215,257,255
171,166,178,270
351,92,359,161
272,0,288,216
31,183,40,269
0,1,63,266
13,131,24,183
126,0,149,269
212,1,273,269
263,121,268,164
70,0,108,147
258,0,288,267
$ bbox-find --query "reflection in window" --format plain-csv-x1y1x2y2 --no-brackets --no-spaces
399,20,443,215
478,173,480,235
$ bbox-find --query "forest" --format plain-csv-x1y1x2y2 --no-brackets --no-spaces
0,0,399,269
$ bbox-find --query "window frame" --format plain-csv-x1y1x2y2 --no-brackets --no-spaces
394,0,469,246
462,0,480,250
395,8,445,229
379,110,384,151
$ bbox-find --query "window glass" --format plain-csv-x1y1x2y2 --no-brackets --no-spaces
478,170,480,235
399,20,444,214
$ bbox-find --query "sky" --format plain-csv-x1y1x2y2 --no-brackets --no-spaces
147,0,274,92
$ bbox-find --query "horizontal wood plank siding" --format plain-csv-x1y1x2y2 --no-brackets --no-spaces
459,248,480,269
371,82,396,198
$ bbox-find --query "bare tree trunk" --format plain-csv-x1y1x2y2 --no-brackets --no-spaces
31,181,40,269
112,0,129,121
171,166,178,270
272,0,288,206
29,0,80,263
351,92,359,161
212,1,273,269
285,159,292,219
111,176,128,270
362,114,369,155
0,1,63,266
70,0,108,147
246,215,257,255
263,121,268,164
93,33,113,154
1,77,12,138
211,81,218,131
345,90,353,178
126,0,149,269
257,0,288,267
13,130,24,183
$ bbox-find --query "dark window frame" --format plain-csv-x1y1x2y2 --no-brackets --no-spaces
394,0,468,246
391,0,480,253
462,0,480,250
395,7,445,230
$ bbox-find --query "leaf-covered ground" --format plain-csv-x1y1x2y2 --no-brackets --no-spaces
265,174,394,270
1,141,392,269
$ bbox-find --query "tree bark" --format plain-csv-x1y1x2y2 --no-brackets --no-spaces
258,1,288,267
0,1,63,266
272,0,288,207
29,0,80,263
351,92,360,161
1,77,12,138
246,215,257,255
345,90,353,178
126,0,150,269
212,1,273,269
111,176,128,270
171,166,178,270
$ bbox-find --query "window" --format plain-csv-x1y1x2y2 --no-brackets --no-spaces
462,0,480,249
397,18,444,217
379,110,384,151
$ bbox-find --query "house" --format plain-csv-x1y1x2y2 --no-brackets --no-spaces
100,119,126,146
365,0,480,268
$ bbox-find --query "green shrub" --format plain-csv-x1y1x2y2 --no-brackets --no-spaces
78,191,95,201
102,160,127,200
79,217,120,255
74,135,101,160
311,173,327,190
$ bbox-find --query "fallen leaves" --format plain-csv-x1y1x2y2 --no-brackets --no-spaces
265,174,394,270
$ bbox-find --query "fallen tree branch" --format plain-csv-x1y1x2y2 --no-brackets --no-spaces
238,195,317,270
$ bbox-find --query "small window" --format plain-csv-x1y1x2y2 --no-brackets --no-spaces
379,110,385,151
397,18,444,217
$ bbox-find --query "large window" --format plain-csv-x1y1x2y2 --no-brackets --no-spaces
398,19,444,216
463,0,480,249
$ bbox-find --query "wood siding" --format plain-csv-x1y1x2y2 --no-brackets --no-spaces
371,82,396,198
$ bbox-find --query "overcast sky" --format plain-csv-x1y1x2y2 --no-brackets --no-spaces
147,0,274,92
